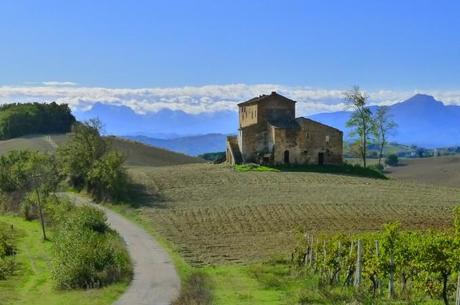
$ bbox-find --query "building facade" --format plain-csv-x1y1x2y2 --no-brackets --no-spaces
226,92,343,165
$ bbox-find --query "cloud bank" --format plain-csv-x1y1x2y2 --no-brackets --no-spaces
1,83,460,115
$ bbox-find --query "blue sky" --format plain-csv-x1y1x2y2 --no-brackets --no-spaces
1,0,460,115
1,0,459,89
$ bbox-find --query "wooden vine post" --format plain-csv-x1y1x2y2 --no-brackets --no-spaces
354,239,362,287
308,235,314,267
388,252,395,299
375,240,381,292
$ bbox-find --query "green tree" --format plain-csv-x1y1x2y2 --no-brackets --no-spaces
57,119,128,202
0,150,60,239
57,119,108,189
372,106,398,166
345,86,373,168
385,154,399,166
87,151,127,201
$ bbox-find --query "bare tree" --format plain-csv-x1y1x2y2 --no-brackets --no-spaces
372,106,398,167
345,86,373,168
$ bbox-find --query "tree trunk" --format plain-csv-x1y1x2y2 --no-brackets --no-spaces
378,143,384,167
443,273,450,305
455,272,460,305
36,190,47,241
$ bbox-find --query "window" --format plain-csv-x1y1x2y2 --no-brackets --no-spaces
306,132,310,139
325,135,330,143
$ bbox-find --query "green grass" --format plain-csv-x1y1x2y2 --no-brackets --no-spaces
234,164,280,172
203,262,446,305
235,162,386,179
0,215,128,305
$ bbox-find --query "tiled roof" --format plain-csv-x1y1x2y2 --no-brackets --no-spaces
237,91,296,106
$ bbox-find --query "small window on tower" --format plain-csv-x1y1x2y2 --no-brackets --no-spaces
306,132,310,139
325,135,330,143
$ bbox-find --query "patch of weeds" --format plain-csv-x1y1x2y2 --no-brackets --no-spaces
172,271,213,305
234,164,280,172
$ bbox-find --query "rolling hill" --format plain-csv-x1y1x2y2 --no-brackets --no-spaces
0,134,204,167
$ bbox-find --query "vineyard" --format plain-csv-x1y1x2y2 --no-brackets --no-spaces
292,210,460,305
128,163,460,265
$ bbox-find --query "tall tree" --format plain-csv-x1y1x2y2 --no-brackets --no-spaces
345,87,373,168
372,106,398,167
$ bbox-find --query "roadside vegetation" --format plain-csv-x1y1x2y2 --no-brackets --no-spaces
57,119,128,202
0,221,20,281
0,215,128,305
0,118,132,304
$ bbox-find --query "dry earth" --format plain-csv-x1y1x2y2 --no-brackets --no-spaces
129,163,460,265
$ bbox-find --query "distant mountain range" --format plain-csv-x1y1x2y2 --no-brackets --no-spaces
125,134,228,156
73,94,460,156
73,103,238,137
310,94,460,148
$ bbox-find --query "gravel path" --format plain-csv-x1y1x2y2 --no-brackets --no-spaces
63,193,180,305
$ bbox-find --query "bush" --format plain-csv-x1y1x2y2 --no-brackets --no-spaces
385,154,399,166
172,272,212,305
0,221,20,280
52,206,132,289
86,151,128,202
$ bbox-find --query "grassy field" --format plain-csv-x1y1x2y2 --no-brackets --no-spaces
0,215,127,305
126,163,460,265
0,134,204,166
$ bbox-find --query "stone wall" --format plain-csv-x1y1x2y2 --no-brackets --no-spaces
230,93,343,166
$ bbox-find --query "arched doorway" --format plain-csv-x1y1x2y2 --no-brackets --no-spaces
284,150,290,164
318,152,324,165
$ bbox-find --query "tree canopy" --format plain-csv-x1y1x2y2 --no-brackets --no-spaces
0,102,75,140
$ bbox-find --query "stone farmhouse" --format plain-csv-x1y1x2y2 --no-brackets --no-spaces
226,92,343,166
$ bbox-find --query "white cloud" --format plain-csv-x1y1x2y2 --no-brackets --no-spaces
1,83,460,115
41,81,79,87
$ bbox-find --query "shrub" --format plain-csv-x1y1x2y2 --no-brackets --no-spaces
52,206,131,289
385,154,399,166
86,151,128,202
172,272,212,305
0,221,20,280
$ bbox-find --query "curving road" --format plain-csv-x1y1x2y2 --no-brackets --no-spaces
63,193,181,305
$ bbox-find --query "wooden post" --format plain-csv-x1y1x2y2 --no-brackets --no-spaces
335,241,342,283
375,240,381,292
36,189,47,241
308,235,314,267
354,239,362,287
388,253,395,299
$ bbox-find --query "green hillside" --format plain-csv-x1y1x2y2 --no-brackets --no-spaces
0,134,204,167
